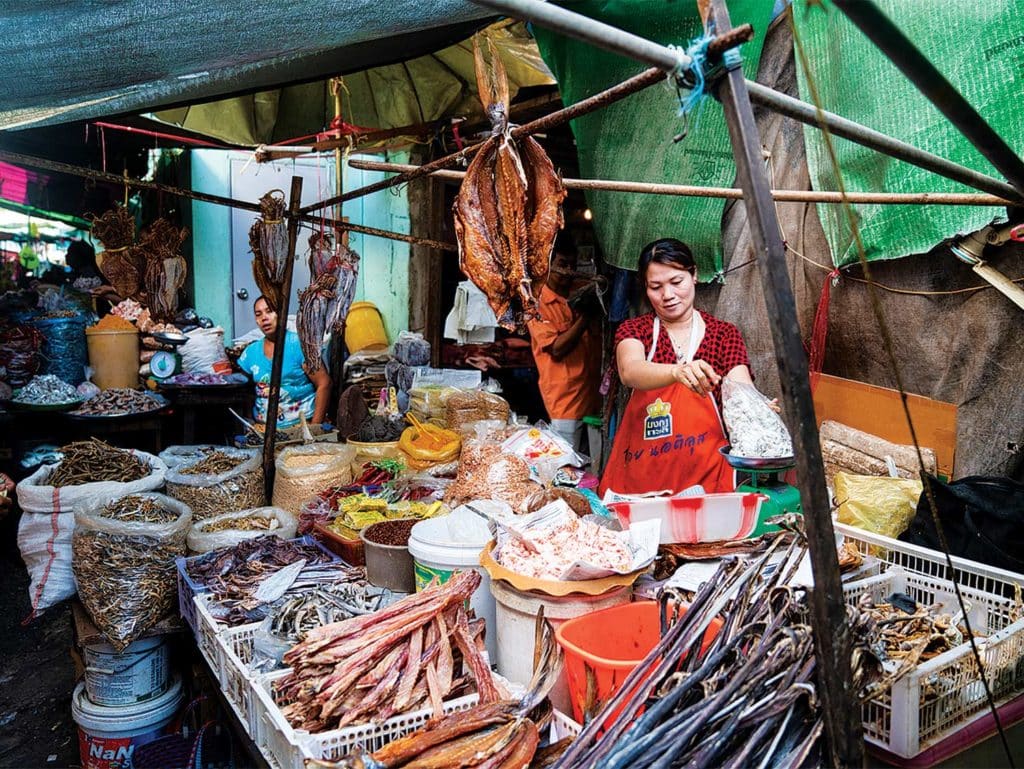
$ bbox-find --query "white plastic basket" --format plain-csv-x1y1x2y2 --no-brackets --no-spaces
214,623,268,738
837,523,1024,757
251,668,480,769
193,593,227,677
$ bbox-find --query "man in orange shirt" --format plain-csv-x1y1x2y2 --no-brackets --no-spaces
527,235,602,453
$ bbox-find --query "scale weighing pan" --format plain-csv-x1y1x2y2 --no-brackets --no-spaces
719,445,795,471
150,331,188,347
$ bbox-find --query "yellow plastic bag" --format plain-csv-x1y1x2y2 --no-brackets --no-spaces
398,424,461,465
834,472,922,538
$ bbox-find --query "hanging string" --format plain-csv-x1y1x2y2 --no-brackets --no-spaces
668,32,716,140
789,9,1015,764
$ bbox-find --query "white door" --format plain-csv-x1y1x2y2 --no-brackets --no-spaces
229,156,338,335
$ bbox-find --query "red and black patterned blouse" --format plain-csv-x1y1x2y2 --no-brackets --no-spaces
613,312,752,399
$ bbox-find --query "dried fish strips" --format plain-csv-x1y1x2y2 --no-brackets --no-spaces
277,570,506,733
453,38,566,331
47,439,149,488
73,493,190,651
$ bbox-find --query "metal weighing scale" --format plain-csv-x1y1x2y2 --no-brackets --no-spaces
147,331,187,381
719,446,802,537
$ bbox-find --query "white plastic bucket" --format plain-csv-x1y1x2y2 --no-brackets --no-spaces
73,675,182,769
409,515,496,659
489,579,631,714
83,636,170,706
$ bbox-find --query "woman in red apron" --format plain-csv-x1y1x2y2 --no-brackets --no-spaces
600,238,756,497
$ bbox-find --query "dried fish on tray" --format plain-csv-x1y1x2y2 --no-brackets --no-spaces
277,570,509,732
70,388,168,417
73,493,191,651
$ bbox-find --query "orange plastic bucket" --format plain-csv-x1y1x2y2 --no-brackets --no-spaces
555,600,721,725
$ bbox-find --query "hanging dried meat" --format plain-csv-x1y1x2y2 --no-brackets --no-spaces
139,219,189,321
453,38,567,330
297,232,360,373
249,190,289,311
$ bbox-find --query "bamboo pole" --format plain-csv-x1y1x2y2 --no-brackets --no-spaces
348,157,1013,206
261,176,303,501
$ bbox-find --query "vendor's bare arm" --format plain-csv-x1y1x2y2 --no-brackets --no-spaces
309,367,332,424
616,338,680,390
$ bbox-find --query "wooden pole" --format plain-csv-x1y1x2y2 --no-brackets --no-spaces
348,157,1013,207
261,176,303,501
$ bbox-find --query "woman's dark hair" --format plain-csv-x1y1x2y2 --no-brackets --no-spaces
638,238,696,280
253,294,274,312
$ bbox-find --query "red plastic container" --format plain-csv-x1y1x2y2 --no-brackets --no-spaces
555,600,721,725
312,522,365,566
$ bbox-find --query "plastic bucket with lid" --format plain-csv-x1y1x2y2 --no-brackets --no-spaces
85,328,140,390
408,514,496,659
555,600,722,725
83,636,170,706
344,301,388,352
73,675,182,769
489,578,631,715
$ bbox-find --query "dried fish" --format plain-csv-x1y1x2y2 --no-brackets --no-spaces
72,388,164,416
73,493,190,651
12,374,79,405
178,450,245,476
47,439,149,488
268,581,394,642
166,449,264,519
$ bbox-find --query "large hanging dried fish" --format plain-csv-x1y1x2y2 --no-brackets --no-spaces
297,272,337,373
297,232,361,373
453,38,566,330
92,206,143,301
139,219,189,320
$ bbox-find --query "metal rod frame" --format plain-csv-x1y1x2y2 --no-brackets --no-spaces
349,157,1013,206
261,176,303,500
469,0,862,764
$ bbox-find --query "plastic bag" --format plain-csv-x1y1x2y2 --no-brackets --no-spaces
158,444,221,469
165,447,264,519
72,492,191,650
501,422,588,484
444,389,511,432
187,506,297,553
180,327,231,375
16,450,167,616
76,367,101,401
271,444,356,514
721,379,793,459
444,440,540,512
834,472,922,538
398,424,462,467
393,331,431,367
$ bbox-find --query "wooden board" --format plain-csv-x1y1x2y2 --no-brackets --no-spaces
812,374,957,478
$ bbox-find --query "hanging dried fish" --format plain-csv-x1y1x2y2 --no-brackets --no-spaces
297,272,337,374
138,219,189,320
298,232,360,373
92,206,143,301
453,38,566,330
249,190,290,301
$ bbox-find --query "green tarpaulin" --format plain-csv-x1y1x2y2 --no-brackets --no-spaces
534,1,775,275
793,0,1021,266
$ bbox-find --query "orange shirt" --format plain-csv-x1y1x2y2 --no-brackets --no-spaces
527,285,602,420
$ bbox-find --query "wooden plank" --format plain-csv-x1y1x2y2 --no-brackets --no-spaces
812,373,957,478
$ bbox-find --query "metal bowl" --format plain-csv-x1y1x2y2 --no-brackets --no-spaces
718,445,795,471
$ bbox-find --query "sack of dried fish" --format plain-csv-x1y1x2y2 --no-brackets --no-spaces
721,379,793,459
15,446,167,616
158,444,222,469
165,447,264,519
72,493,191,650
272,444,356,515
187,506,297,553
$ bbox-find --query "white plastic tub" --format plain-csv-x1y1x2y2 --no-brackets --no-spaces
72,675,182,769
607,492,766,544
408,515,496,658
83,636,170,707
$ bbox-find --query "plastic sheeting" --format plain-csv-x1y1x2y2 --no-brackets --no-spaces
0,1,498,130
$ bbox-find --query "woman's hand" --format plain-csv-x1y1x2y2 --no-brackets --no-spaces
0,473,14,518
672,359,720,396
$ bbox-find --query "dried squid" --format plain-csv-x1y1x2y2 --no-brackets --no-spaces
453,38,567,330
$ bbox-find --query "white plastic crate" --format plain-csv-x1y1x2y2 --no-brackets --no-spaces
193,593,227,677
214,623,265,738
837,526,1024,758
251,668,480,769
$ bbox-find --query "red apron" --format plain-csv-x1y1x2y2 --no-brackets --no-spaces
600,314,735,496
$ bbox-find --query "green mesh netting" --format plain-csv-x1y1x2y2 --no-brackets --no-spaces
792,0,1020,266
533,1,775,275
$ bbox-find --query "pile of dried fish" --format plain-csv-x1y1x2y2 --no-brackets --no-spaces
209,560,364,627
73,493,190,650
72,388,164,416
102,495,179,524
453,39,566,330
553,523,829,769
179,450,245,476
201,513,280,533
268,581,394,642
186,535,331,586
249,191,288,311
48,439,149,488
277,570,506,732
167,448,264,519
12,374,79,405
326,616,565,769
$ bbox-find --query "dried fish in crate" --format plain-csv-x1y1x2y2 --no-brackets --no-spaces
186,535,332,584
453,38,566,331
73,492,191,650
268,581,394,642
277,570,508,732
